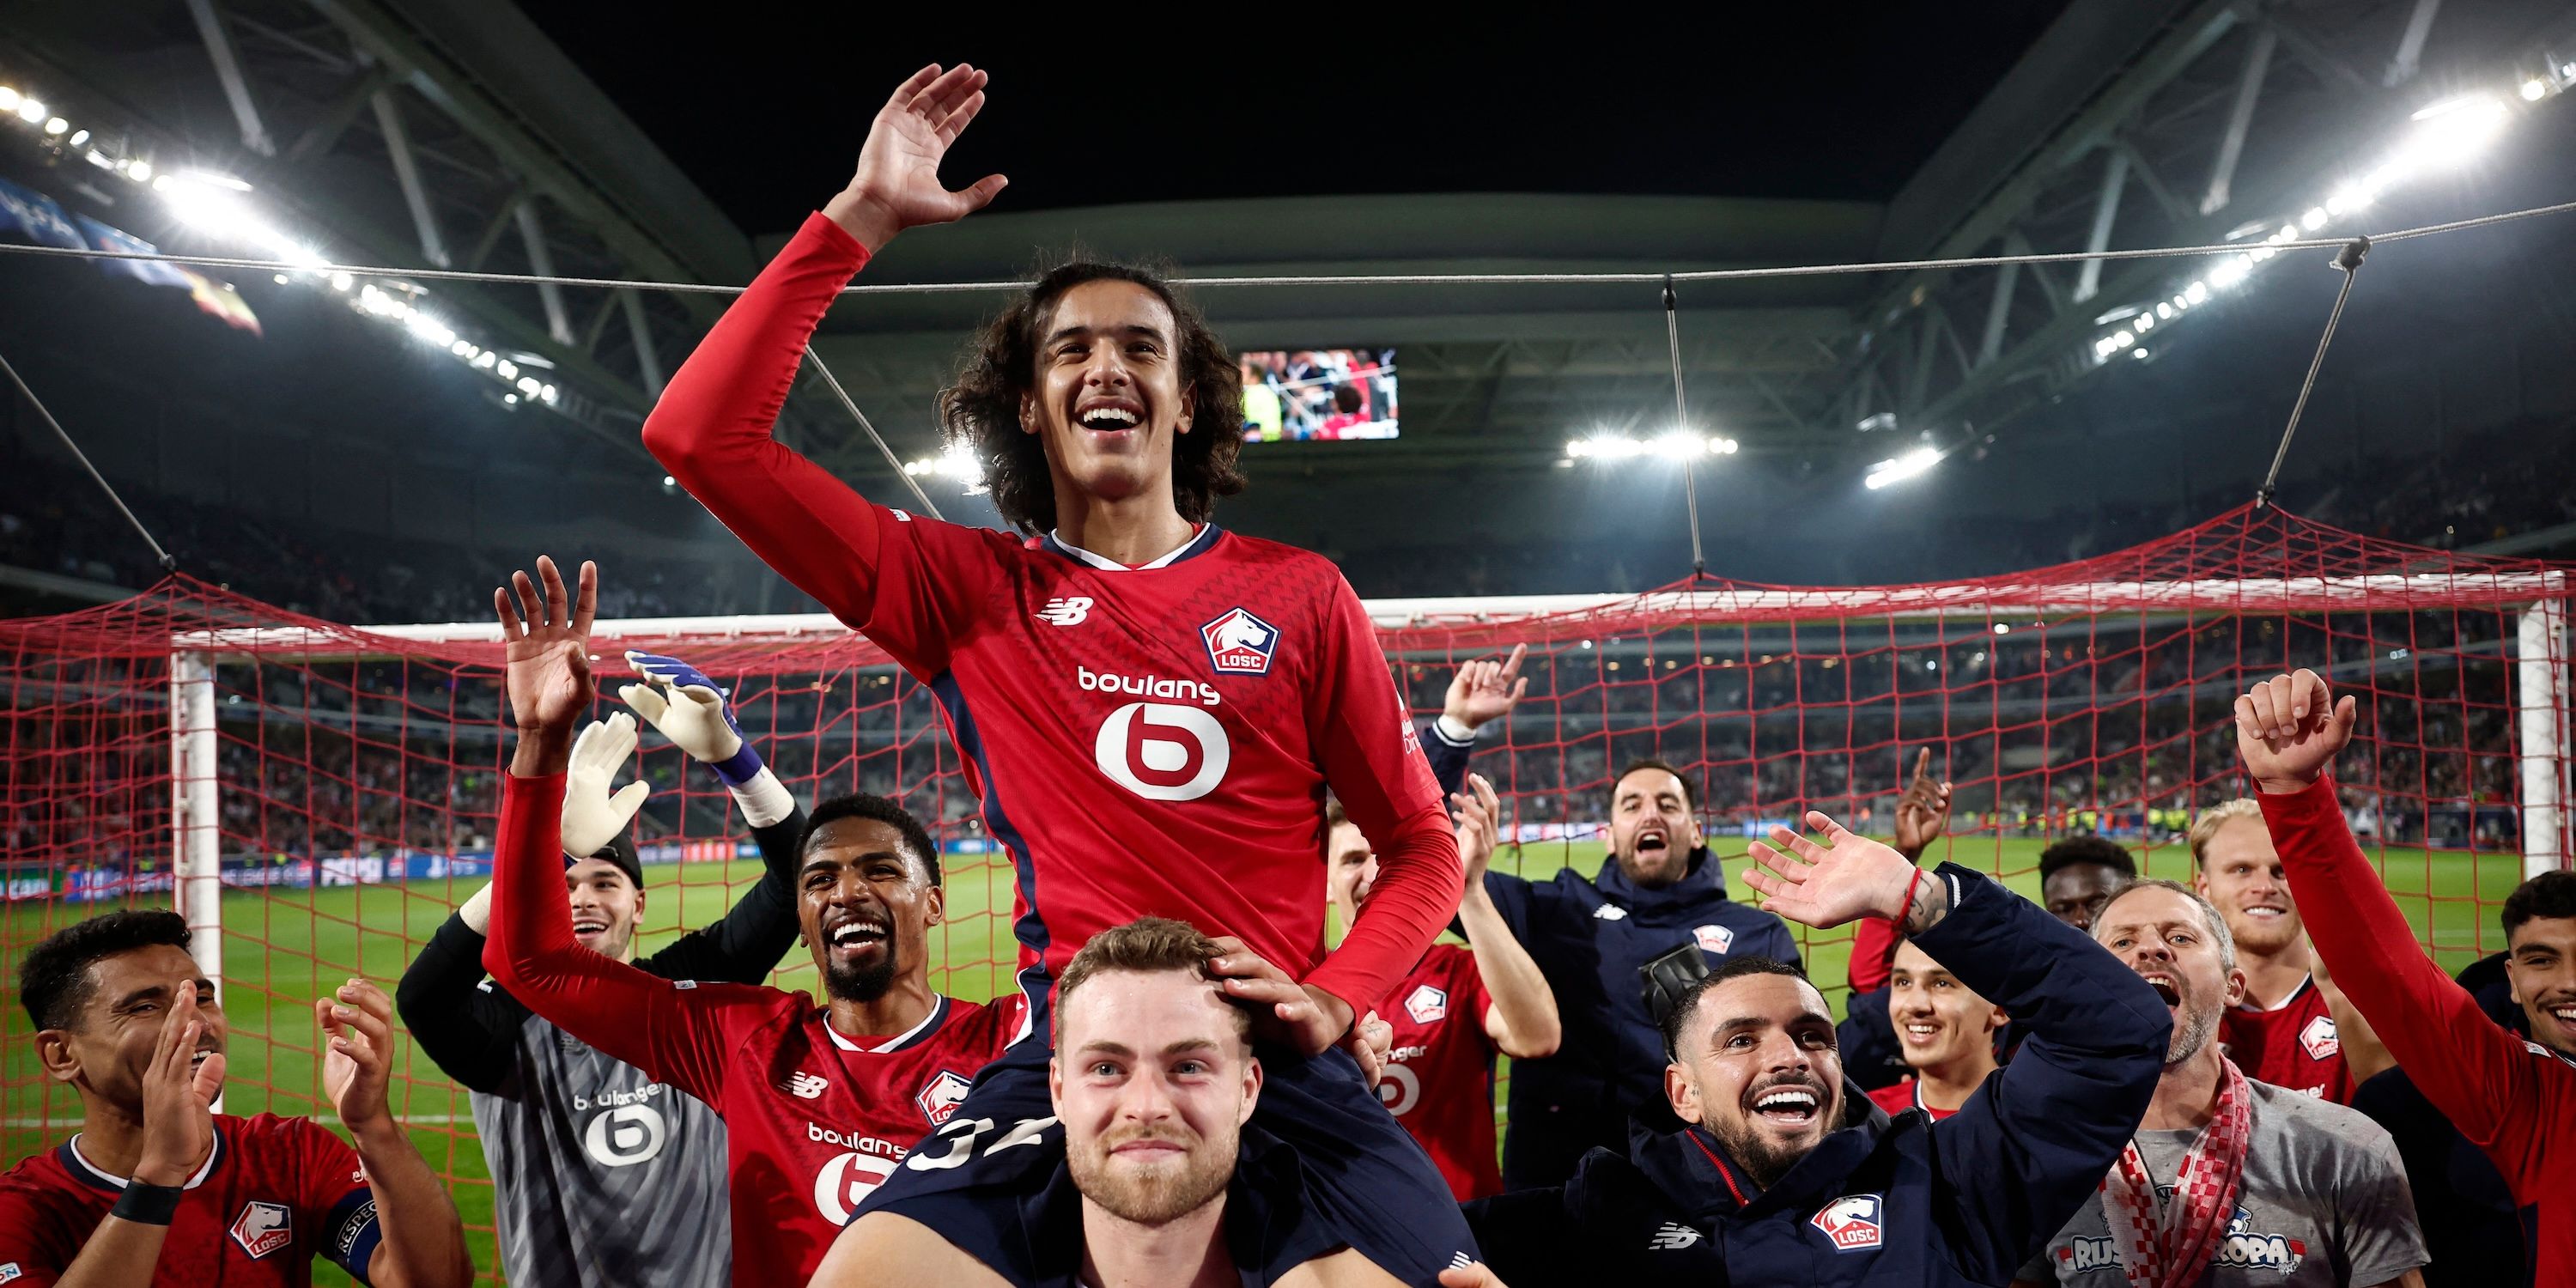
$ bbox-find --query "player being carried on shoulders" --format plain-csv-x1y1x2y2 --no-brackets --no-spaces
643,62,1469,1287
479,557,1019,1286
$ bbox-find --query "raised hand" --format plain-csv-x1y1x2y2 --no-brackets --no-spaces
2235,668,2358,793
1742,811,1929,931
134,980,223,1186
495,556,597,739
825,64,1007,252
561,714,650,859
318,979,398,1133
1443,644,1530,733
1452,773,1504,890
1206,935,1353,1056
620,649,744,764
1890,747,1953,860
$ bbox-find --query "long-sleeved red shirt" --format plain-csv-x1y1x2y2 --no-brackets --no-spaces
641,213,1456,1026
2260,776,2575,1279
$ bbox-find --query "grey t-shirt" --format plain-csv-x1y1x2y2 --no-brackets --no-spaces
471,985,734,1288
2018,1078,2428,1285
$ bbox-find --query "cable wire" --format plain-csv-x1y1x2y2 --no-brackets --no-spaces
800,345,945,521
2257,238,2369,507
0,346,177,570
1662,277,1708,577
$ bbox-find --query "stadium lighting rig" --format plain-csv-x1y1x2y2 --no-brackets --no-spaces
1864,446,1942,490
0,81,564,414
2086,77,2562,367
1564,431,1739,461
902,444,987,493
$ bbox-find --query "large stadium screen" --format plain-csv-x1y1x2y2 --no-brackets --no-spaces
1239,348,1397,441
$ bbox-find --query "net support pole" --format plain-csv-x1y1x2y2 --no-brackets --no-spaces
170,651,224,1010
2517,580,2570,878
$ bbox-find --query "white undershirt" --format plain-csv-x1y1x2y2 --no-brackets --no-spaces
1049,525,1205,571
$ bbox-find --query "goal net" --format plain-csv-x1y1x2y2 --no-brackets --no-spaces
0,501,2564,1279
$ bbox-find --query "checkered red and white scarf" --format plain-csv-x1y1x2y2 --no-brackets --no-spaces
2101,1055,2251,1288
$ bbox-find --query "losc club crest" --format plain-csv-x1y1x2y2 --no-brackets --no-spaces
1693,924,1735,955
2299,1014,2340,1061
1809,1194,1885,1253
916,1070,975,1127
1200,609,1279,676
230,1200,293,1259
1404,984,1449,1024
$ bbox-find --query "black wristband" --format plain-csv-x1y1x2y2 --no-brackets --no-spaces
111,1182,183,1226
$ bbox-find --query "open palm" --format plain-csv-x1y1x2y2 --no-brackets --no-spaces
836,64,1006,245
1742,811,1917,929
495,556,596,734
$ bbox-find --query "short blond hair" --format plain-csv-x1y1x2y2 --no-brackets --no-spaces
2188,798,2268,868
1055,917,1249,1042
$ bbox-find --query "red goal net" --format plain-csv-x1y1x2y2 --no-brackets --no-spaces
1,501,2566,1280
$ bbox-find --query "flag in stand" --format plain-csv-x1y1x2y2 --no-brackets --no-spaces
72,215,194,288
0,175,84,250
176,270,264,337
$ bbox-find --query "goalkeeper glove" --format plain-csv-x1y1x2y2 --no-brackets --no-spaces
619,649,764,786
561,714,650,860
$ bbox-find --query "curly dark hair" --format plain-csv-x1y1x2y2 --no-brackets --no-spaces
20,908,192,1030
939,260,1246,534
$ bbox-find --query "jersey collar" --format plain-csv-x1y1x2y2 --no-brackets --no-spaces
2238,971,2314,1014
825,994,950,1054
1042,524,1220,570
62,1124,225,1193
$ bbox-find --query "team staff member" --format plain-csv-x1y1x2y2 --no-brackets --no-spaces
2013,880,2427,1287
396,647,807,1287
2239,668,2576,1281
1462,811,2170,1285
1479,758,1802,1188
2192,798,2386,1102
1865,939,2007,1121
0,913,471,1287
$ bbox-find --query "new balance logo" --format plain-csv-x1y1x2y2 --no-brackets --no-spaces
784,1072,828,1100
1593,905,1629,920
1648,1223,1702,1250
1036,597,1095,626
1448,1252,1476,1272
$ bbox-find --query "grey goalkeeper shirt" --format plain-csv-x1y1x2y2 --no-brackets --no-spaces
396,805,805,1288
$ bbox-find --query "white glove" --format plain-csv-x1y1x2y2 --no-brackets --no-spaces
561,714,649,860
618,658,744,764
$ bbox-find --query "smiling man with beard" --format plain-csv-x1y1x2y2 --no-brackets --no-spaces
1475,759,1803,1189
2013,880,2427,1288
1464,811,2168,1285
478,557,1020,1285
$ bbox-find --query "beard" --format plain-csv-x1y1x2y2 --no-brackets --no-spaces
1705,1114,1815,1191
823,953,896,1003
2166,997,2221,1066
1069,1127,1235,1226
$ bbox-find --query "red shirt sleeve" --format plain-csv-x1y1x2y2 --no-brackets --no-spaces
2260,775,2566,1195
0,1177,74,1285
1302,578,1458,1013
1849,915,1901,993
640,213,1001,674
479,771,768,1103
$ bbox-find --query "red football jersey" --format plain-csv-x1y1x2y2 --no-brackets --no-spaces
2221,975,2355,1103
1374,945,1503,1200
642,214,1458,1029
1864,1080,1962,1121
482,774,1023,1285
0,1114,379,1286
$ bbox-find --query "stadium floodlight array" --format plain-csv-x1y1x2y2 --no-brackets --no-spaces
1564,432,1740,461
1863,447,1942,490
2086,82,2559,367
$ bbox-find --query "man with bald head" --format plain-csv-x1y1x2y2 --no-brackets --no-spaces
1477,758,1802,1188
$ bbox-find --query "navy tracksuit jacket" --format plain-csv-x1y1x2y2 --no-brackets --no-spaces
1462,863,2169,1285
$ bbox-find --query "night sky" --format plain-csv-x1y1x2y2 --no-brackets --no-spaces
521,3,2070,233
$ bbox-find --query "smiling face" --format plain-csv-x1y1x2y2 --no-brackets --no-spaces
2507,914,2576,1057
37,944,225,1112
564,859,644,963
1324,819,1376,928
1052,967,1259,1226
2196,816,2302,957
1024,279,1198,519
797,817,943,1003
1608,767,1700,889
1665,971,1841,1188
2094,884,2245,1066
1886,939,2008,1080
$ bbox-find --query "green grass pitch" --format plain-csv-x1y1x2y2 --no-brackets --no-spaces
2,835,2529,1285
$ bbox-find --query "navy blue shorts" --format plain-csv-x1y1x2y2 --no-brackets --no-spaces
856,1039,1479,1287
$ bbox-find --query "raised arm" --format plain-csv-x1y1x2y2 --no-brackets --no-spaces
1743,813,2169,1282
1423,646,1528,796
619,650,806,984
2239,669,2566,1192
1848,748,1951,993
392,909,526,1094
1454,774,1559,1059
318,980,472,1288
641,65,1005,641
